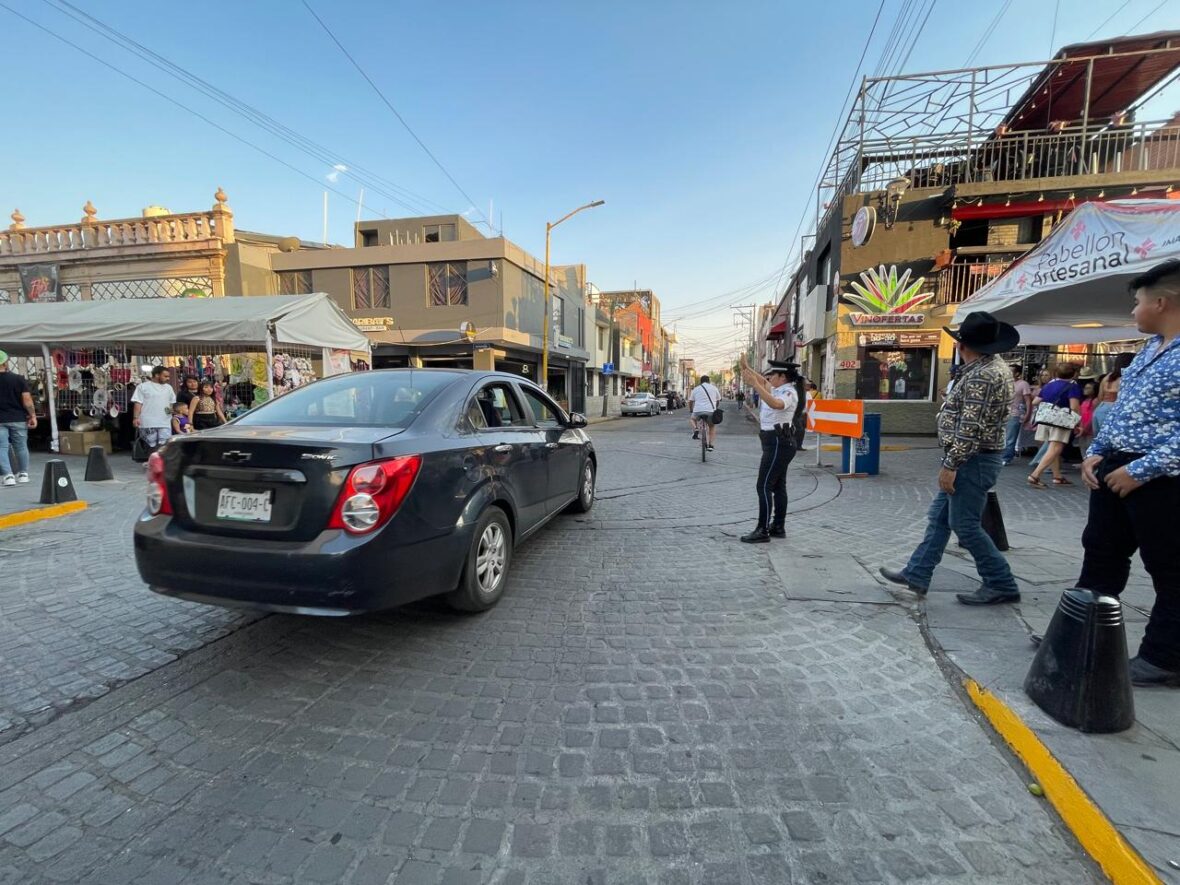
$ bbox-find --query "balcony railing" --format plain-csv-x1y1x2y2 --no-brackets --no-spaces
0,210,232,258
857,119,1180,193
936,254,1021,305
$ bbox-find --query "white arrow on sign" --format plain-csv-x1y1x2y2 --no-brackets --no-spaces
806,400,859,429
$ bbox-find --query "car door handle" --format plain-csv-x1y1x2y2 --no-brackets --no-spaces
493,444,514,453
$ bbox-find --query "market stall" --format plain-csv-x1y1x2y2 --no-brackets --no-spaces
953,199,1180,343
0,293,371,452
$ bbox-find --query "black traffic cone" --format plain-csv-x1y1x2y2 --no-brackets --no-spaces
39,459,78,504
982,489,1009,551
83,446,114,481
1024,588,1135,733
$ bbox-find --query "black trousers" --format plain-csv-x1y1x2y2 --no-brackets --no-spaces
1078,453,1180,671
756,429,796,529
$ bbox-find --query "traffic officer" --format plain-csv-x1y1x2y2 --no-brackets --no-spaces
738,354,800,543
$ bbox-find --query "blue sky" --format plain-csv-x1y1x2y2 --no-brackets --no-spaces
1,0,1176,369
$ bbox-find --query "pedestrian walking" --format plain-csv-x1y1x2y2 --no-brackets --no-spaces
1027,363,1082,489
190,379,227,431
1077,259,1180,687
737,354,799,543
880,311,1022,605
131,365,176,452
1002,364,1032,465
177,374,200,409
1092,351,1135,438
0,350,37,488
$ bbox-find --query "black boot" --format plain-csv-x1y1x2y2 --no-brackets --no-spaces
768,525,786,539
741,527,770,544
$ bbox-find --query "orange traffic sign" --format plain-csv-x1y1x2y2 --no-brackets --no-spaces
806,397,864,438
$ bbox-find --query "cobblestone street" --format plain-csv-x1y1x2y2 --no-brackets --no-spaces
0,408,1101,884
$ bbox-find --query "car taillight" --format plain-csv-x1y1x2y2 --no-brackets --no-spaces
146,452,172,516
328,455,421,534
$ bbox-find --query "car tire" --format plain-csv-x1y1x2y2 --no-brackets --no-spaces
446,507,512,612
566,459,595,514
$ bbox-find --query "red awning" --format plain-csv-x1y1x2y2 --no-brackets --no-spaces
766,320,787,340
998,31,1180,132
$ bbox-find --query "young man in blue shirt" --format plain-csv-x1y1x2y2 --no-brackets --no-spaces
1078,259,1180,687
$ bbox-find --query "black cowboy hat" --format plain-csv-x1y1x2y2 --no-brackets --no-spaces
944,311,1020,354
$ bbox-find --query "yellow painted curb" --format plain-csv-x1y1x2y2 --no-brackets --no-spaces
0,500,88,531
965,679,1162,884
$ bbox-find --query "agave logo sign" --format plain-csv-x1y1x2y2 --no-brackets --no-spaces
843,265,933,326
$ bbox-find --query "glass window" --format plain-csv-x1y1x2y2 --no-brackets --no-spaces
472,383,527,428
352,266,390,309
235,371,458,427
278,270,312,296
424,223,456,243
519,387,564,428
856,347,934,401
360,229,378,247
428,262,468,306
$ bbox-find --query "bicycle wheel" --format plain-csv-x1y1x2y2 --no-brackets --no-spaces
701,422,707,462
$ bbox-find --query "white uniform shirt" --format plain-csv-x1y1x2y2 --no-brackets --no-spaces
131,380,176,429
689,382,721,414
759,383,798,431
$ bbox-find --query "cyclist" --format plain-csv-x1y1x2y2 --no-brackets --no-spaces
688,374,721,451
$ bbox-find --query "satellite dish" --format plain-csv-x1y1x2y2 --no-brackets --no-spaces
277,237,301,253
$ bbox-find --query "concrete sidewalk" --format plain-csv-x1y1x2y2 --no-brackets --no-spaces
0,451,144,520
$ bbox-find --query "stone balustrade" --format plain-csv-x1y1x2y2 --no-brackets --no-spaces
0,210,234,257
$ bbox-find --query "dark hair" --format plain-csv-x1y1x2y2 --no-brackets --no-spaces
150,365,169,379
1054,363,1079,380
1129,258,1180,294
1107,351,1136,383
700,375,710,384
199,379,215,392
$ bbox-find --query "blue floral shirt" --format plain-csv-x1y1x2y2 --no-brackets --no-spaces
1088,335,1180,481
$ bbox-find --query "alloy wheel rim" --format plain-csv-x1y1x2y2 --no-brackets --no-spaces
582,464,594,503
476,523,506,593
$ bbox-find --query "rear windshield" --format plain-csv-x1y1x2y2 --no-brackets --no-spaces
234,372,456,428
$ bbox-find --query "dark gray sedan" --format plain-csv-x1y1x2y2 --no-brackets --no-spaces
134,369,595,615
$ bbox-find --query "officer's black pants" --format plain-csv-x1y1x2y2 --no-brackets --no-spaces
756,429,796,529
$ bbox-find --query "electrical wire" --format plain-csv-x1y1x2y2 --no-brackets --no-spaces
41,0,451,219
302,0,491,229
0,2,376,218
1086,0,1133,39
1127,0,1169,32
964,0,1014,66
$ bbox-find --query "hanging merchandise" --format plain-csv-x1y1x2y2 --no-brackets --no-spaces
51,349,66,370
56,369,68,390
250,357,269,387
91,366,109,390
67,367,84,392
91,388,110,411
253,385,270,405
108,403,120,419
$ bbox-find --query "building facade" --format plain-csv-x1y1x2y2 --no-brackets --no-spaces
270,214,592,411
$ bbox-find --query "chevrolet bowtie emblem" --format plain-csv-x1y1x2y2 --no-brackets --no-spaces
221,450,252,463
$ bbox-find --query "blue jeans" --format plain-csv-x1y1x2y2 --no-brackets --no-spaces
1002,416,1023,462
0,422,30,476
902,453,1019,594
1029,440,1049,470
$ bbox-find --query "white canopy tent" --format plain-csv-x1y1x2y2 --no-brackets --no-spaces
0,293,370,450
952,200,1180,344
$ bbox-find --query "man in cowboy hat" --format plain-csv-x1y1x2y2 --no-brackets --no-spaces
881,311,1022,605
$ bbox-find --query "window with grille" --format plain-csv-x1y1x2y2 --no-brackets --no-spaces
278,270,313,296
91,277,212,300
427,262,468,306
352,266,390,309
424,223,456,243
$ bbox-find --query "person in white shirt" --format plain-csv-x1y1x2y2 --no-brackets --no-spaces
737,355,800,543
688,375,723,451
132,365,177,449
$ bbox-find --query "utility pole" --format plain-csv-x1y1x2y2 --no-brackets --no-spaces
732,304,756,388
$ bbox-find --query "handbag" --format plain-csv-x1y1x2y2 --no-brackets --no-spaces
132,430,152,463
705,386,723,424
1034,401,1080,431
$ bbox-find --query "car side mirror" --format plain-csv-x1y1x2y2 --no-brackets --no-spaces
567,412,588,428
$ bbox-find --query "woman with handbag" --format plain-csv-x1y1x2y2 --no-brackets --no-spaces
1028,363,1082,489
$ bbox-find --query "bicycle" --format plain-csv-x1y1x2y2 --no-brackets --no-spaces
694,413,712,462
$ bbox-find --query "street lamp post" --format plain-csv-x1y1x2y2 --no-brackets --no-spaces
541,199,604,393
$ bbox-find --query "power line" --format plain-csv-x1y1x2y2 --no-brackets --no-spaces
302,0,490,228
1048,0,1061,55
1086,0,1132,39
41,0,451,219
965,0,1014,66
0,1,376,220
1128,0,1169,32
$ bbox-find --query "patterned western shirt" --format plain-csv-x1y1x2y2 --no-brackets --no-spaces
1087,335,1180,482
937,354,1013,470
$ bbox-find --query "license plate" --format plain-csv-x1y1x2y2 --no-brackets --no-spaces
216,489,272,522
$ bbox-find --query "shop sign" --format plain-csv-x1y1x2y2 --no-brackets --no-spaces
897,331,942,347
838,359,861,370
352,316,393,331
18,263,62,302
851,207,876,247
558,335,573,349
843,264,932,327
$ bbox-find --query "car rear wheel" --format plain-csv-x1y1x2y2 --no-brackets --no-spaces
447,507,512,612
566,459,595,514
